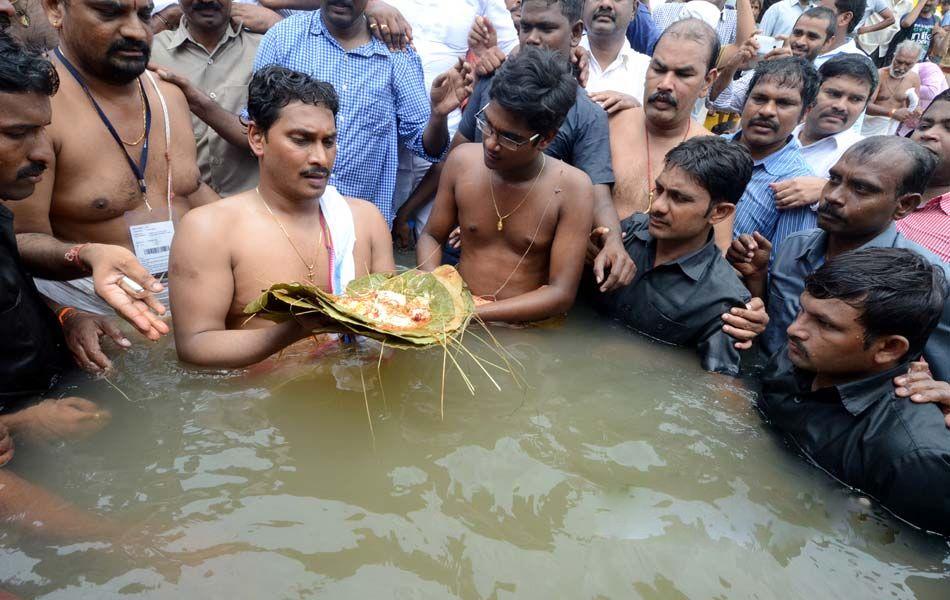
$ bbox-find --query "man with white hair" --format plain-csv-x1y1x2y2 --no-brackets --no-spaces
864,40,921,135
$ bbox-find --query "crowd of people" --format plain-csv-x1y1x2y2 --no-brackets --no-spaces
1,0,950,543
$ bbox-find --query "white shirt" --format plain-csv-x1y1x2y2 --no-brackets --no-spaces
759,0,814,37
580,35,651,104
859,0,891,28
814,38,868,68
794,123,864,178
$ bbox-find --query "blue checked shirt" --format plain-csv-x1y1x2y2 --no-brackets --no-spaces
728,132,816,257
651,4,737,48
252,10,444,223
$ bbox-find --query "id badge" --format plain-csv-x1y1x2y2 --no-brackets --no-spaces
129,220,175,275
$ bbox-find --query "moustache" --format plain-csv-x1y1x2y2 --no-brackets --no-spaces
107,39,150,58
647,91,677,107
820,108,848,121
16,162,46,180
326,0,354,7
789,338,809,359
749,118,778,131
191,1,221,11
817,203,843,221
301,167,331,178
593,9,615,20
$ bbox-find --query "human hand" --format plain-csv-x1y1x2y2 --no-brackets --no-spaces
892,107,914,123
448,226,462,249
894,360,950,428
591,228,636,292
366,0,413,51
61,310,131,373
18,397,111,444
730,35,760,70
726,232,771,279
392,213,415,250
469,15,498,57
0,422,13,467
430,58,474,117
475,46,507,78
572,46,590,88
79,243,169,341
721,297,769,350
771,176,826,210
230,3,283,33
590,90,642,115
762,46,793,62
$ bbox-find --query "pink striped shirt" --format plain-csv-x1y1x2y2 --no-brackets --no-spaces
896,192,950,262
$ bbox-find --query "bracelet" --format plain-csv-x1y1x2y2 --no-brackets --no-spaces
64,243,91,272
889,108,896,118
57,306,78,326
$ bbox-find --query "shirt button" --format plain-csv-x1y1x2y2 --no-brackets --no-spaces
209,92,217,100
207,58,214,65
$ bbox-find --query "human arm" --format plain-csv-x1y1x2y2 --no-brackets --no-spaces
734,0,756,48
721,296,770,350
415,150,463,272
725,232,771,300
710,36,757,102
589,185,636,292
900,0,926,29
51,301,130,373
770,176,828,210
351,199,398,273
168,208,312,368
476,175,594,323
857,8,895,35
230,3,283,33
894,360,950,428
877,450,950,535
149,3,182,34
589,91,642,114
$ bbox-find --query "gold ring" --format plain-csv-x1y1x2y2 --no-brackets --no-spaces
380,24,389,29
369,23,377,28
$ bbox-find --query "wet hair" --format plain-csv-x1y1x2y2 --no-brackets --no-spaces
747,56,820,113
664,137,753,206
528,0,584,23
796,6,837,41
655,18,721,73
833,0,867,33
895,40,923,60
489,46,578,135
818,54,878,98
247,66,339,133
843,136,937,197
0,31,59,96
804,247,948,357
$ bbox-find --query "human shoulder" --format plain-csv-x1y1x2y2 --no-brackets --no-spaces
344,196,387,224
894,232,950,276
176,192,246,239
553,158,594,190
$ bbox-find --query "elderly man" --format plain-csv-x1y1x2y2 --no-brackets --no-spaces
9,0,218,319
582,0,651,109
150,0,263,197
864,40,922,135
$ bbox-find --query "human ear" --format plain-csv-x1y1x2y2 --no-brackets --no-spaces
43,0,65,29
570,20,584,46
701,67,718,99
708,201,735,224
872,335,911,367
894,193,923,219
247,123,266,158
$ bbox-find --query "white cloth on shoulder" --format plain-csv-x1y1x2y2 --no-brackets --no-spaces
319,184,356,294
861,115,900,136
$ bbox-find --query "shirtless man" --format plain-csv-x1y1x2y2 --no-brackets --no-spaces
417,47,593,323
606,19,728,247
170,66,396,368
6,0,217,316
865,40,922,135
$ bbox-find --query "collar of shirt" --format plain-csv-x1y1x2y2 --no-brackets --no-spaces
309,10,390,57
628,223,719,282
168,17,245,53
783,354,913,416
792,123,862,152
923,190,950,215
817,38,861,62
580,35,641,75
793,223,901,268
732,132,802,176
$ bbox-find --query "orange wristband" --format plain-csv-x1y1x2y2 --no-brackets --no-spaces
57,306,78,326
64,243,90,272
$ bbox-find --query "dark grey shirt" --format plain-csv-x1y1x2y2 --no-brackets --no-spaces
595,213,751,376
457,75,615,186
759,349,950,535
762,225,950,383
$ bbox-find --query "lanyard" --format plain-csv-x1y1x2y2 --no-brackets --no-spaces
53,47,151,200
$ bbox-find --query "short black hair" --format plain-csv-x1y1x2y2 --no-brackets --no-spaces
0,31,59,96
833,0,867,33
843,136,937,197
924,87,950,113
247,66,339,133
796,6,838,41
804,247,948,357
530,0,584,23
490,46,578,136
747,56,820,114
818,53,878,99
664,137,753,206
655,17,721,73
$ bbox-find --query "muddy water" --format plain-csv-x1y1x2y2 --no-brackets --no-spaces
1,308,948,599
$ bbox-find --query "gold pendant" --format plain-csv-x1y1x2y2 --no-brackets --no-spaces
497,219,504,231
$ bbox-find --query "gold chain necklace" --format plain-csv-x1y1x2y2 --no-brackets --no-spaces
118,82,148,146
489,154,546,232
257,188,324,283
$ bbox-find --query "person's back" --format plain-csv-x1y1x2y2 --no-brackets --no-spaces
758,247,950,535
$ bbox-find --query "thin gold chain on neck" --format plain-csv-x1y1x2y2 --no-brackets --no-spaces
489,154,546,232
256,187,324,284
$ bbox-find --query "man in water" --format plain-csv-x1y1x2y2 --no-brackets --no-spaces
897,88,950,262
7,0,218,319
170,66,396,368
594,137,759,376
769,55,877,209
759,247,950,535
728,135,950,384
731,56,818,256
865,40,921,135
416,47,593,323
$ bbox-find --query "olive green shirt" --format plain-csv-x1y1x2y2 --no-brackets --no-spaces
152,19,261,197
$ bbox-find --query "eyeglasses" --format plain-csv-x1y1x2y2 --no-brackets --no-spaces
474,104,541,151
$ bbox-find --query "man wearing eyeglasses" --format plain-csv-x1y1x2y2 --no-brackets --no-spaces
416,47,594,324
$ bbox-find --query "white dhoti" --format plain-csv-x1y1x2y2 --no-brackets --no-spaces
861,115,900,136
33,276,170,316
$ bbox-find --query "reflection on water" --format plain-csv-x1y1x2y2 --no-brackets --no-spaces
2,308,949,599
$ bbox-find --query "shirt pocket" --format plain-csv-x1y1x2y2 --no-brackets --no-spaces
623,296,693,347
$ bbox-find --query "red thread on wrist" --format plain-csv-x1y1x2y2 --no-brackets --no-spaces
64,243,91,272
57,306,78,326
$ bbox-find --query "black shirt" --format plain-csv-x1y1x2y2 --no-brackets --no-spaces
594,214,751,376
0,205,69,403
457,75,615,186
759,348,950,535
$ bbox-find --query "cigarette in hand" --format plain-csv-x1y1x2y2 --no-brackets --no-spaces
121,276,145,294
